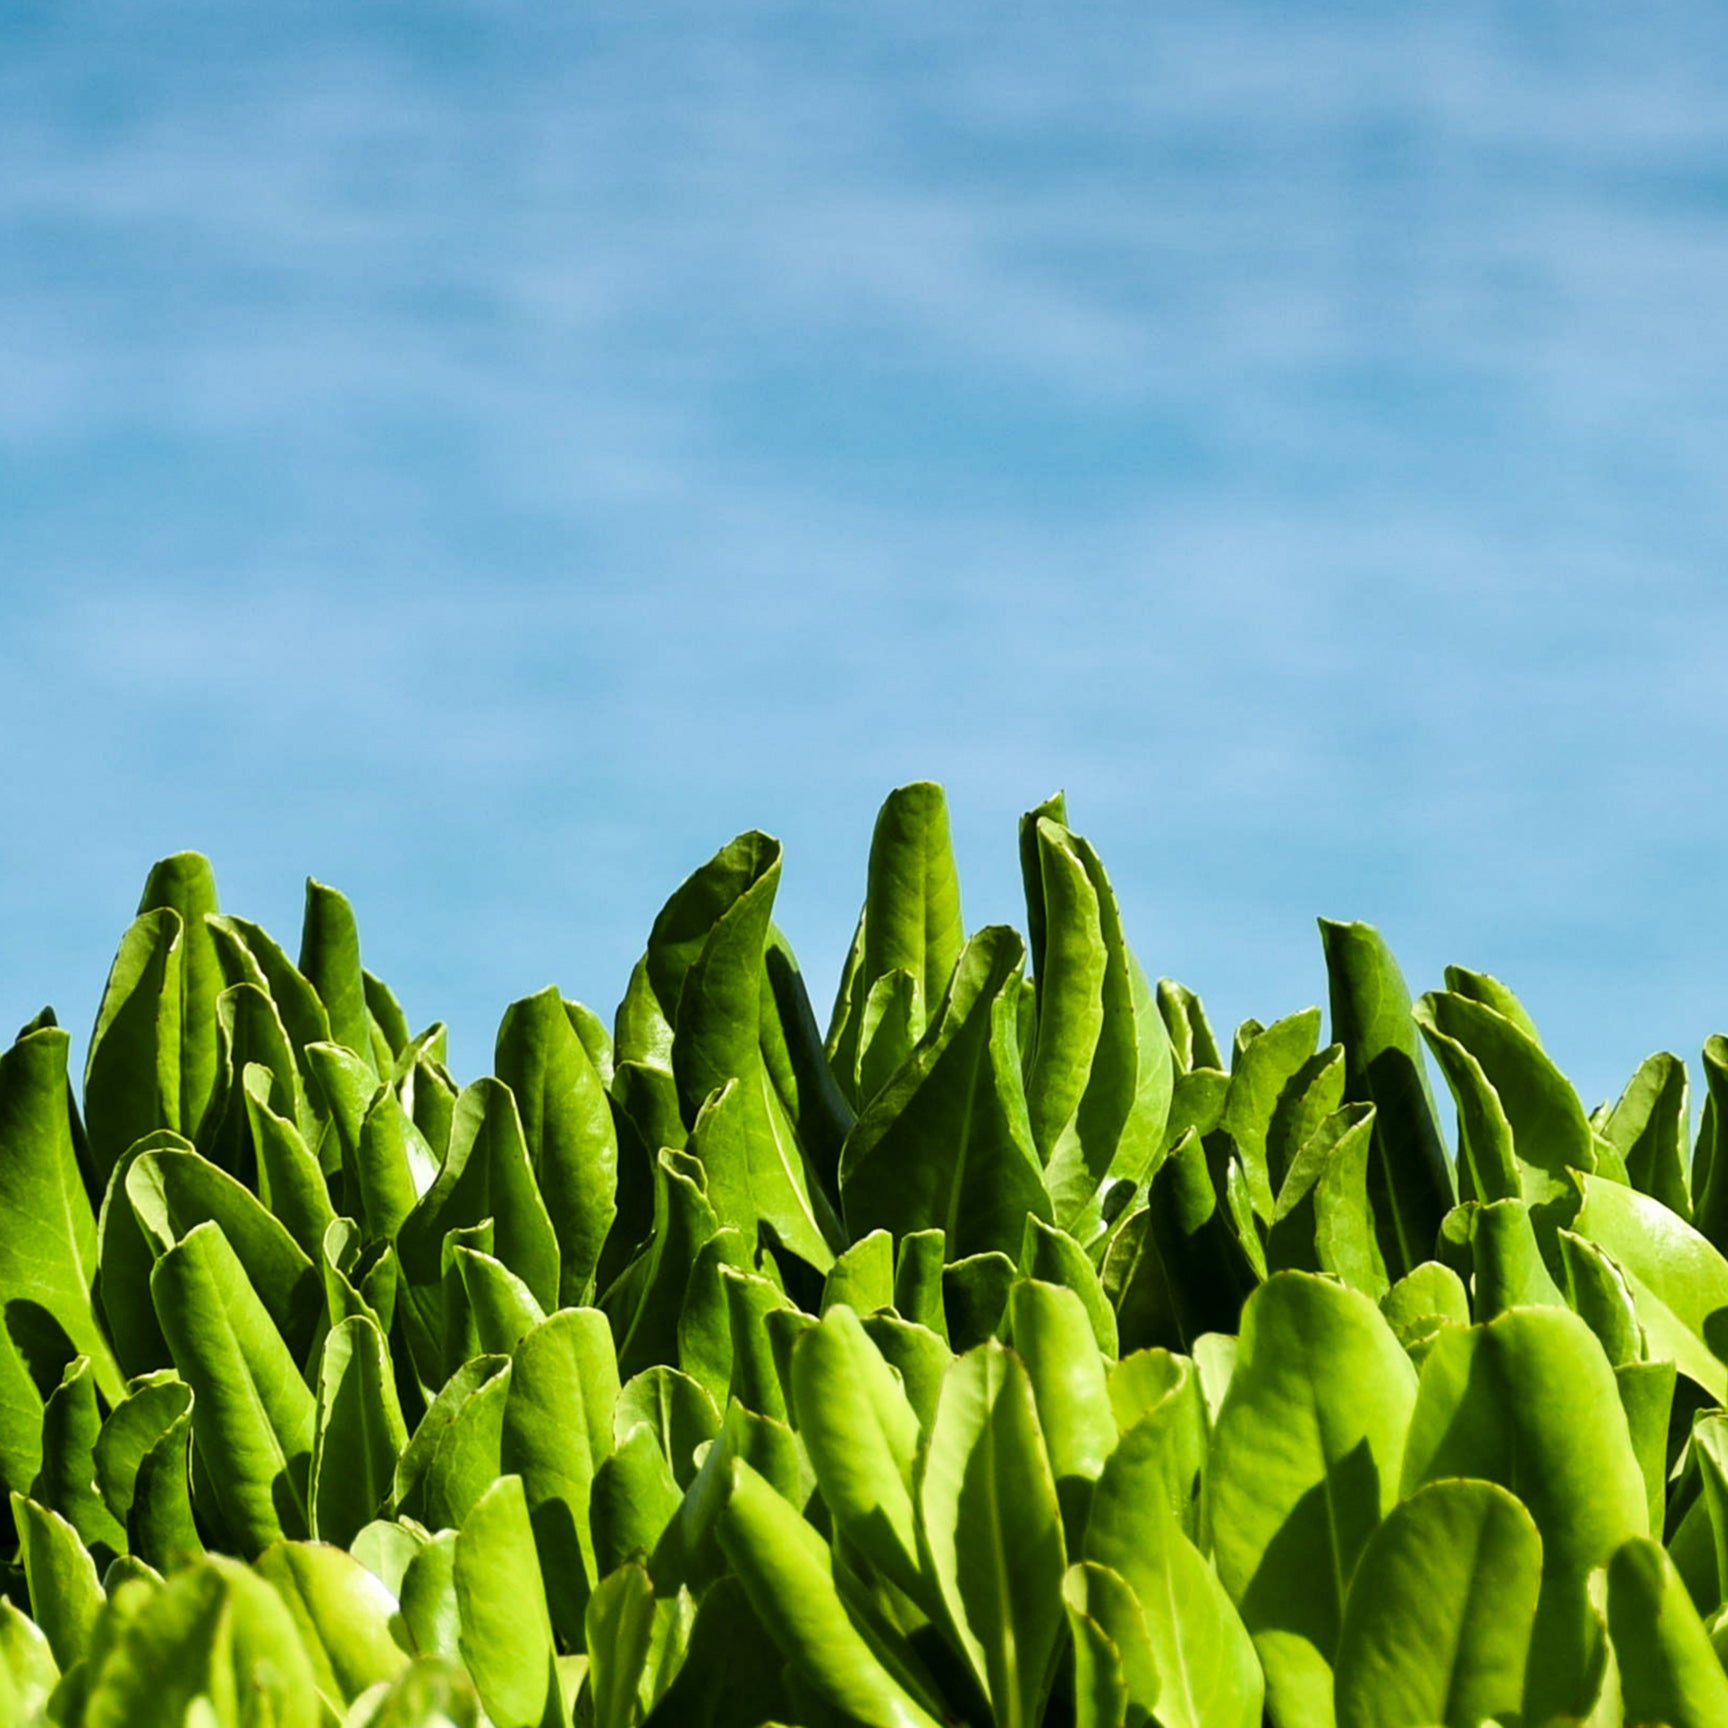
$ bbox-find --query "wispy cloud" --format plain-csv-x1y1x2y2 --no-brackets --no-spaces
5,2,1728,1098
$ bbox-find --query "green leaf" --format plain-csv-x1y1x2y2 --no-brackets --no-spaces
84,908,183,1183
760,926,856,1201
1572,1169,1728,1401
1206,1271,1417,1728
78,1555,320,1728
241,1066,338,1263
33,1356,126,1557
1158,978,1222,1074
614,1149,721,1382
1022,816,1172,1242
453,1245,548,1356
351,1656,484,1728
1378,1261,1470,1354
93,1370,191,1530
1103,1351,1207,1539
863,783,966,1047
127,1407,200,1571
1333,1479,1541,1728
1602,1051,1691,1218
664,833,840,1271
365,969,412,1059
842,926,1052,1260
201,979,305,1177
207,912,332,1078
1061,1563,1141,1728
1267,1103,1390,1299
828,784,965,1111
1007,1280,1115,1552
397,1077,560,1383
1083,1423,1263,1728
1617,1357,1676,1545
150,1219,315,1554
918,1339,1066,1728
398,1530,460,1660
1401,1304,1648,1720
1608,1536,1728,1728
637,1574,793,1728
1416,989,1594,1219
311,1314,408,1548
127,1143,324,1362
789,1304,923,1601
1020,1214,1118,1356
584,1560,659,1728
391,1354,504,1525
1557,1228,1644,1366
862,1313,950,1434
892,1229,948,1341
1465,1198,1566,1320
675,1225,754,1406
1105,1130,1258,1355
822,1228,895,1317
300,878,374,1068
135,855,224,1141
500,1306,620,1648
254,1540,410,1709
0,1027,124,1405
1689,1034,1728,1248
0,1598,59,1724
13,1492,103,1671
943,1251,1017,1350
454,1476,563,1728
420,1361,512,1535
591,1424,683,1576
717,1457,944,1728
496,986,619,1306
1223,1008,1321,1223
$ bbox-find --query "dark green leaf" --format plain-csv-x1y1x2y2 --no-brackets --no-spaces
842,926,1052,1261
84,908,183,1184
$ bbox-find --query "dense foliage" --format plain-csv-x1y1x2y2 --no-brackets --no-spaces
2,782,1728,1726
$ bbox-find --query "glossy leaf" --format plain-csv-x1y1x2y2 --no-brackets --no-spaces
79,1554,320,1728
311,1314,408,1548
1207,1271,1417,1727
300,878,374,1068
842,926,1052,1261
254,1539,409,1709
1608,1536,1728,1728
1084,1422,1262,1728
500,1306,620,1647
718,1457,943,1728
790,1304,923,1600
0,1027,124,1403
1603,1050,1691,1218
13,1491,103,1671
453,1476,564,1728
1572,1170,1728,1401
149,1220,315,1553
918,1339,1066,1728
1022,815,1172,1242
1320,921,1452,1281
84,908,183,1184
1401,1304,1647,1720
1334,1479,1541,1728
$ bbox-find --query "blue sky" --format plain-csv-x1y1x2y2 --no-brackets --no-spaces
5,2,1728,1110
